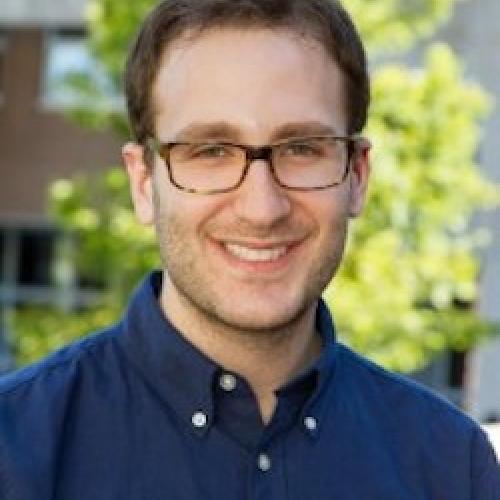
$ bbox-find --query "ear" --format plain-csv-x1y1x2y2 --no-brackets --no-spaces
122,142,155,225
348,138,371,218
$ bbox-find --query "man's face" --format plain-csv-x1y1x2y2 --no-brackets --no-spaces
125,28,370,332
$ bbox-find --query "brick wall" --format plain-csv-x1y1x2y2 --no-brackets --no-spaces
0,27,121,220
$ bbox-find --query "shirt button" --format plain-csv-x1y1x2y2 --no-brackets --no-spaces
304,416,318,432
191,411,208,428
219,373,237,392
257,453,271,472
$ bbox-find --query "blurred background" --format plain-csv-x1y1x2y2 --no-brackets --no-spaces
0,0,498,443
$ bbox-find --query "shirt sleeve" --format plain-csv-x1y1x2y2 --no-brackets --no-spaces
471,426,500,499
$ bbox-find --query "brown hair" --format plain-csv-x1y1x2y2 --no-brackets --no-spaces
125,0,370,145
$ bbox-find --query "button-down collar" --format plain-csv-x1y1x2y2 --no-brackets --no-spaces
120,272,219,435
119,272,338,439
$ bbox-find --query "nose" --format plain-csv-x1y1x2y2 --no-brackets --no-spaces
233,159,291,229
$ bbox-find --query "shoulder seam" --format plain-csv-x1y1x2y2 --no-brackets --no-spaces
337,343,470,420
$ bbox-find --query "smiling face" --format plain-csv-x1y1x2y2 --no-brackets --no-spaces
124,27,370,334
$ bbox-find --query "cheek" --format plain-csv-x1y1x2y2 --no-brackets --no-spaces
299,190,350,232
152,183,185,264
152,182,224,253
306,195,351,266
315,198,350,259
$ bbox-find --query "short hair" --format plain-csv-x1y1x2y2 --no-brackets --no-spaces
125,0,370,146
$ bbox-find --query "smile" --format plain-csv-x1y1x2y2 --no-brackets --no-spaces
224,243,288,262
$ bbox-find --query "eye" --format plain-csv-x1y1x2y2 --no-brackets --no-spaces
191,144,232,159
281,140,322,157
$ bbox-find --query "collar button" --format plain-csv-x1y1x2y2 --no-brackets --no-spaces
191,411,208,428
219,373,237,392
304,416,318,432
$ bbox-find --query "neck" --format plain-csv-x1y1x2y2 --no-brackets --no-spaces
160,273,323,424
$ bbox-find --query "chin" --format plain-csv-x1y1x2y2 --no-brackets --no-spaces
210,298,312,334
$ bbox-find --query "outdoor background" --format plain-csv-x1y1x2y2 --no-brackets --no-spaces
0,0,499,438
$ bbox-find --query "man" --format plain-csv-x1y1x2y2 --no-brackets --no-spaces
0,0,498,498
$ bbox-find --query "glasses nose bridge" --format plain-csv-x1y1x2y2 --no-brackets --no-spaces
245,145,274,166
241,144,279,183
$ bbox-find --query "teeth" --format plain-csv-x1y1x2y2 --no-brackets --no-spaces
224,243,288,262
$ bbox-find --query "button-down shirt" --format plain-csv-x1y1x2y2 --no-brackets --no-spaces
0,272,498,499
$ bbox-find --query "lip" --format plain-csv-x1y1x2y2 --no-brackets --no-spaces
209,237,304,274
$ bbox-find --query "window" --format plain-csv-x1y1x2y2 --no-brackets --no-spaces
0,225,99,306
449,350,466,389
0,224,103,372
41,30,122,109
18,230,56,286
0,226,58,304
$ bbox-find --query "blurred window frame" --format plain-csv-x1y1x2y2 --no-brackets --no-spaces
0,223,101,309
0,224,59,306
40,29,122,111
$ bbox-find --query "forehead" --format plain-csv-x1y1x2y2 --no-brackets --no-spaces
152,28,347,140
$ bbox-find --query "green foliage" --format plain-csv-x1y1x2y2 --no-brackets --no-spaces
10,0,500,372
50,169,159,299
330,44,499,370
11,306,119,366
344,0,458,54
86,0,153,82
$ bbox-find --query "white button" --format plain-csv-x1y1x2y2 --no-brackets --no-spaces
257,453,271,472
304,416,317,431
219,373,237,391
191,411,208,428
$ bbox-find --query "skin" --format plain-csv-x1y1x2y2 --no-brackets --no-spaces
123,28,371,423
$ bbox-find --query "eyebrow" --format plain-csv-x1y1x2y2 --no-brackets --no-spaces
270,122,342,142
171,122,243,142
169,120,342,143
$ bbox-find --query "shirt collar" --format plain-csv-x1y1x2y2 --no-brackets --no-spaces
120,272,218,434
276,299,339,439
119,271,338,436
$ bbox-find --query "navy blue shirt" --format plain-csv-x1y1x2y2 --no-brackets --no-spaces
0,272,498,499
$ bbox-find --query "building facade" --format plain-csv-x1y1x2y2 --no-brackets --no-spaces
0,0,121,371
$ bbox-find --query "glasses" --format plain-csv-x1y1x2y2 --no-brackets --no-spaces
147,135,361,194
